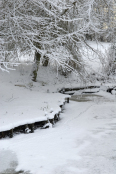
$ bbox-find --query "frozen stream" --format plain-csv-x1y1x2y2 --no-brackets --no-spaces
0,150,18,174
0,93,99,174
0,91,116,174
70,93,105,102
0,150,30,174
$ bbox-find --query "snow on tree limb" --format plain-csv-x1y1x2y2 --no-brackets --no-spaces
0,0,115,75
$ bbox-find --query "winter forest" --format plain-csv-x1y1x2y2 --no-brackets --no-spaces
0,0,116,174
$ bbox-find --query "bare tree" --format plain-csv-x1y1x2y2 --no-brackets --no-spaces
0,0,115,79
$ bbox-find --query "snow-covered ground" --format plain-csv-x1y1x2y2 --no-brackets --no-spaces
0,88,116,174
0,76,69,132
0,41,116,174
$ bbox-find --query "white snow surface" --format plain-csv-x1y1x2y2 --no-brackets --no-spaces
0,70,70,132
0,41,116,174
0,91,116,174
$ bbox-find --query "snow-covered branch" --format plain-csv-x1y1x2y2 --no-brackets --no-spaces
0,0,115,76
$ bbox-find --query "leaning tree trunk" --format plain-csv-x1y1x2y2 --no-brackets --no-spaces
31,51,41,82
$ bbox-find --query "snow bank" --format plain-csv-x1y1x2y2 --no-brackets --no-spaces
0,87,70,132
0,90,116,174
0,69,70,132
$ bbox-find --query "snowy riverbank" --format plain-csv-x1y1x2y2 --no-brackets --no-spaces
0,88,116,174
0,49,116,174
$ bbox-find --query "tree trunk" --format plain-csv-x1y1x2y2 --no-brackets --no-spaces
31,51,41,82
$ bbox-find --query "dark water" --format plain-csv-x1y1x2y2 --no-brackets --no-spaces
70,93,104,102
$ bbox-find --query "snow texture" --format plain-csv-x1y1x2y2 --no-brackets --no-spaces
0,41,116,174
0,90,116,174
